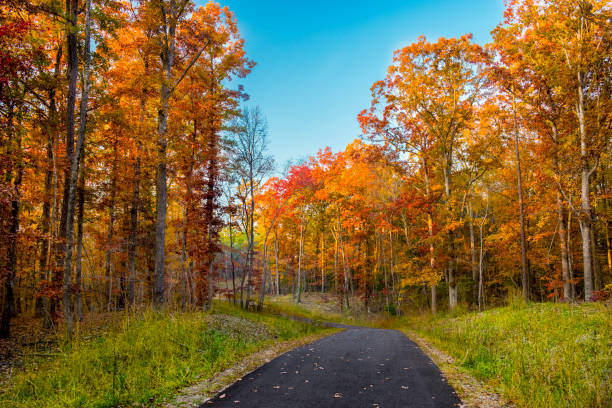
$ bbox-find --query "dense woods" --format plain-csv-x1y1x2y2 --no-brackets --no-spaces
0,0,610,341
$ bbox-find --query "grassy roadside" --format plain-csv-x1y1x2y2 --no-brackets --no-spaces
0,302,331,408
401,302,612,408
266,293,612,408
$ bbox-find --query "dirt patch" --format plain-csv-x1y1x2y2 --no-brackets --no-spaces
403,330,515,408
164,330,337,408
206,314,271,341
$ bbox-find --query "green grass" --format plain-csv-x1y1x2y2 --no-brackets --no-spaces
402,302,612,408
267,293,612,407
1,302,326,408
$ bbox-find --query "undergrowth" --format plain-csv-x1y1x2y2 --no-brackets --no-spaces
0,302,324,408
403,302,612,408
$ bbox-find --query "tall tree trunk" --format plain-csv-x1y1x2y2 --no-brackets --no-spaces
321,233,325,293
37,45,62,325
63,0,91,336
443,161,458,311
337,210,349,309
381,233,389,307
296,223,304,303
334,227,339,307
229,215,236,303
591,227,601,293
127,96,145,307
0,109,23,339
478,197,489,311
423,157,437,315
181,126,195,310
153,15,176,308
59,0,80,336
513,94,529,302
245,165,255,308
575,70,594,300
468,202,478,305
606,219,611,283
38,128,53,323
274,228,280,296
105,141,118,312
550,122,572,302
478,216,485,311
389,230,398,313
558,193,572,301
204,123,219,310
180,211,189,310
567,212,576,299
74,154,85,321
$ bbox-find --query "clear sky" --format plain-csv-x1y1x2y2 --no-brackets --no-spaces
198,0,504,169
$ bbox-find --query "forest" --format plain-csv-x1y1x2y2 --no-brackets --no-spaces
0,1,610,406
2,0,610,336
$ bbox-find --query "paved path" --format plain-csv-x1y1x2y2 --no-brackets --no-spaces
204,326,462,408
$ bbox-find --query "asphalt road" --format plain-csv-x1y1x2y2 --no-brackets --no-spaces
204,326,462,408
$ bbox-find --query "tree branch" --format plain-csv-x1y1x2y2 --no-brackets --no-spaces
169,39,211,97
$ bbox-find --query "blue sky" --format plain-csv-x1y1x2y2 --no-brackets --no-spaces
199,0,504,169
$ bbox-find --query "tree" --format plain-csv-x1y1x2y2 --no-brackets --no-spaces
360,35,487,311
230,107,273,308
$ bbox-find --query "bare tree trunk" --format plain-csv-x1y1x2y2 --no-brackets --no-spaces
478,197,489,311
591,227,601,293
606,219,611,284
334,227,339,307
204,119,220,310
423,158,437,315
105,141,118,312
337,210,349,309
38,129,53,322
478,219,485,311
567,212,576,300
127,96,145,307
74,157,85,321
180,228,188,310
63,0,91,336
576,73,594,300
153,9,176,308
381,233,389,307
59,0,80,337
448,255,457,310
558,193,572,301
229,215,236,303
208,229,214,309
513,94,529,302
389,230,399,314
37,45,62,325
321,233,325,293
0,109,22,338
274,228,280,296
296,224,304,303
245,167,255,309
468,202,478,305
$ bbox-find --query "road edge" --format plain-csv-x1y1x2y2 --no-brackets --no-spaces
163,329,339,408
402,329,516,408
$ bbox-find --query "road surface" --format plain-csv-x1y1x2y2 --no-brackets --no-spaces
204,325,462,407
